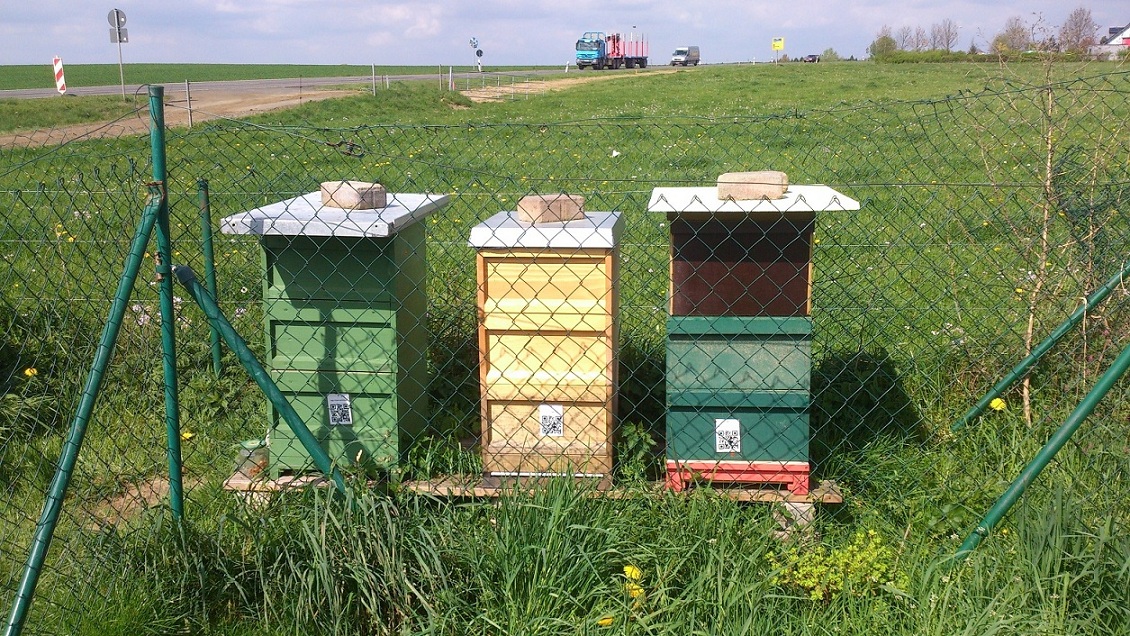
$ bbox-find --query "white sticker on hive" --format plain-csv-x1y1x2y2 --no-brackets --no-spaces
327,393,353,426
539,404,565,437
715,418,741,453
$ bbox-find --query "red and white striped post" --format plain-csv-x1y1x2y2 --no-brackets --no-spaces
52,56,66,95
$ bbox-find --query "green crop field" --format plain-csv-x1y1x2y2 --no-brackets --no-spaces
1,61,1128,635
0,63,553,91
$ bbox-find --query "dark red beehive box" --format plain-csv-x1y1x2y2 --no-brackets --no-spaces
669,216,814,316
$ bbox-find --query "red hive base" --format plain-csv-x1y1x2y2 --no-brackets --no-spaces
665,460,810,495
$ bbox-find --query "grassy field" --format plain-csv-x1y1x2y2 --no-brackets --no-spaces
0,59,1063,132
0,94,144,133
1,61,1128,634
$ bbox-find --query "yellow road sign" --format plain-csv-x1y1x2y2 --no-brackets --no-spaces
772,37,785,51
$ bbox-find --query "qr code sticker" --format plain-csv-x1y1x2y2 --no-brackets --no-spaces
327,393,353,426
715,418,741,453
539,404,565,437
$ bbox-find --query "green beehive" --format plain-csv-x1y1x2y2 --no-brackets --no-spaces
222,190,449,478
650,184,859,494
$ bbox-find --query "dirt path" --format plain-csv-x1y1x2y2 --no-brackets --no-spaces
0,87,359,147
461,71,661,102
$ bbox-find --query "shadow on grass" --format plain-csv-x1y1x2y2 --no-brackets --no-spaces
810,348,926,476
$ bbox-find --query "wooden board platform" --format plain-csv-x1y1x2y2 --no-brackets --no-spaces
401,475,842,504
223,471,334,493
222,471,842,505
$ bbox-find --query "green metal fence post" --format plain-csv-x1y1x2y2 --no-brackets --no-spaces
198,178,223,377
171,265,350,496
149,85,185,521
952,259,1130,432
957,339,1130,559
4,195,163,636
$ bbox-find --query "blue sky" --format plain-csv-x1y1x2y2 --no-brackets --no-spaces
2,1,1126,69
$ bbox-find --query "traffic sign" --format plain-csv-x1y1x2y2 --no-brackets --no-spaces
108,9,126,27
772,37,785,51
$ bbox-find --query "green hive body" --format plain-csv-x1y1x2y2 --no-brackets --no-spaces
221,191,448,479
262,230,428,477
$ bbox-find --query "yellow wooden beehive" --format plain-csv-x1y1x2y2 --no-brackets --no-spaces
469,208,623,479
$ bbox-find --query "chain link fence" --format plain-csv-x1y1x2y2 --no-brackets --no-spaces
2,69,1128,633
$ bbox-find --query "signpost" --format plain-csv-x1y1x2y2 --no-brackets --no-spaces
470,37,482,72
772,36,785,64
108,8,127,99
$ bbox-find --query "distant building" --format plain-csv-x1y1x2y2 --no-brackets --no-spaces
1090,23,1130,60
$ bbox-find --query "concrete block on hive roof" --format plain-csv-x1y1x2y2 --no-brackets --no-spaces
517,194,586,224
717,171,789,201
320,180,388,210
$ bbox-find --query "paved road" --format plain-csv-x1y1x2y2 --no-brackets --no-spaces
0,69,582,100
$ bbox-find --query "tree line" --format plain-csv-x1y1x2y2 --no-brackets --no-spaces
868,7,1104,59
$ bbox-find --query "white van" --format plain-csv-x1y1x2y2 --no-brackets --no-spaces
670,46,700,66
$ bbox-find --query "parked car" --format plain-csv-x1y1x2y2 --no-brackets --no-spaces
802,54,820,63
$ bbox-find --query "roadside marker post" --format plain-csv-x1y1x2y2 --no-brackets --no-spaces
52,56,66,95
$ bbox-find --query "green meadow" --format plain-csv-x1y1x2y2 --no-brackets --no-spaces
1,61,1128,634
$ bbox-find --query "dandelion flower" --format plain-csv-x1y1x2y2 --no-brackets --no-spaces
597,616,614,627
990,398,1006,411
23,367,37,378
181,430,196,441
622,564,644,601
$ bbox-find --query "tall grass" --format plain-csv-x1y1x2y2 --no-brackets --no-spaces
33,480,1129,635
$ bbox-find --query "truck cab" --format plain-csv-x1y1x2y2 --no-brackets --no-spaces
576,32,607,69
670,45,700,66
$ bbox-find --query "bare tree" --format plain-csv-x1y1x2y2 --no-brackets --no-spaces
896,26,913,50
1058,7,1098,53
930,23,944,50
994,15,1031,52
914,26,929,51
936,18,960,51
